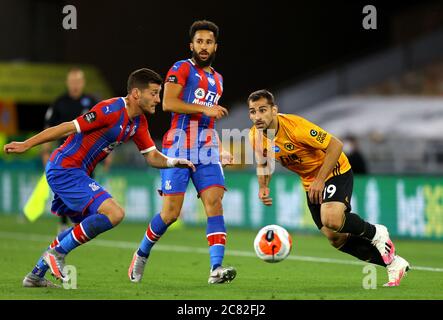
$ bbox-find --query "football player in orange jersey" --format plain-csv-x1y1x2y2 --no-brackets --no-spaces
248,89,409,287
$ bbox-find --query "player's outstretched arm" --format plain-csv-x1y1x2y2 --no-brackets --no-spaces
144,149,196,171
3,121,77,155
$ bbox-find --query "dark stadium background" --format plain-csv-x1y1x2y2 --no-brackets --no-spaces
1,0,441,138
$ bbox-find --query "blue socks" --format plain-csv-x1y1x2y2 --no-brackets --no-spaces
137,213,169,258
55,214,113,254
137,214,228,271
206,215,226,271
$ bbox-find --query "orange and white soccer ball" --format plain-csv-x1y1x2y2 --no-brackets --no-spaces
254,224,292,263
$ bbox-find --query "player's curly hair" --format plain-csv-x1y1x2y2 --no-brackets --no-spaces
127,68,163,93
189,20,219,41
247,90,276,106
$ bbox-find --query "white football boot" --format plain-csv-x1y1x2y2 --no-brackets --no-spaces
384,255,410,287
42,248,67,281
208,266,237,284
23,272,61,288
128,251,147,283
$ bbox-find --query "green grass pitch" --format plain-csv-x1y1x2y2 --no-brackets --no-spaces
0,215,442,300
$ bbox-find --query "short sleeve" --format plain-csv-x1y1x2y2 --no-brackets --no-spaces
291,116,331,150
133,115,156,154
165,61,190,87
72,104,115,133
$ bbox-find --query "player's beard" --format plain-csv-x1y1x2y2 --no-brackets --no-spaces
141,99,156,114
192,50,216,68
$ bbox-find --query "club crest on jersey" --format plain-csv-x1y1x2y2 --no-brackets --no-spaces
194,88,206,99
88,182,100,192
284,142,295,151
83,111,97,123
208,77,215,86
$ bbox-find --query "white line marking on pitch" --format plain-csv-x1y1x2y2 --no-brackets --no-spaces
0,231,442,272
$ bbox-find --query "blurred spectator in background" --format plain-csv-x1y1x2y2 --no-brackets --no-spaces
41,68,111,232
359,59,443,96
343,135,368,175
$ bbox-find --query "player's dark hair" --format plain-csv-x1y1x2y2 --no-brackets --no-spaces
247,89,275,106
67,66,84,74
127,68,163,93
189,20,219,41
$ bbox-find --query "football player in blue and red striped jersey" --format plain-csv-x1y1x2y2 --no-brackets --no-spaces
129,20,236,284
4,68,195,287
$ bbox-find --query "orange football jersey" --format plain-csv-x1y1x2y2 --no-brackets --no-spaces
249,113,351,190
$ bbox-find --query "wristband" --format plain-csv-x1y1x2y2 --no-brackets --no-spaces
166,158,176,168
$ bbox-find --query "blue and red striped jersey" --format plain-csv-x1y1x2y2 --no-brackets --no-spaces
49,97,156,175
162,59,223,157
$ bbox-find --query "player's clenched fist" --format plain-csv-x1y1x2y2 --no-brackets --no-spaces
308,178,325,204
258,187,273,206
220,149,233,167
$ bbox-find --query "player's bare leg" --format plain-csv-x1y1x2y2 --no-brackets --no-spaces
160,194,185,225
320,202,347,231
320,226,349,249
129,195,184,283
200,187,236,284
97,198,125,226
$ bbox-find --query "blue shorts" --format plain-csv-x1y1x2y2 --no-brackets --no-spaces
46,163,112,224
160,162,225,196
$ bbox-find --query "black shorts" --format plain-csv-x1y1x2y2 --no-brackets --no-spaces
306,169,354,229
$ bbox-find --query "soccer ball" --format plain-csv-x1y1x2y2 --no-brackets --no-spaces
254,224,292,263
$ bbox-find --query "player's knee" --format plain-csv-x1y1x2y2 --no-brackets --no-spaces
161,208,180,225
321,211,343,231
109,206,125,225
203,197,223,214
161,213,178,225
